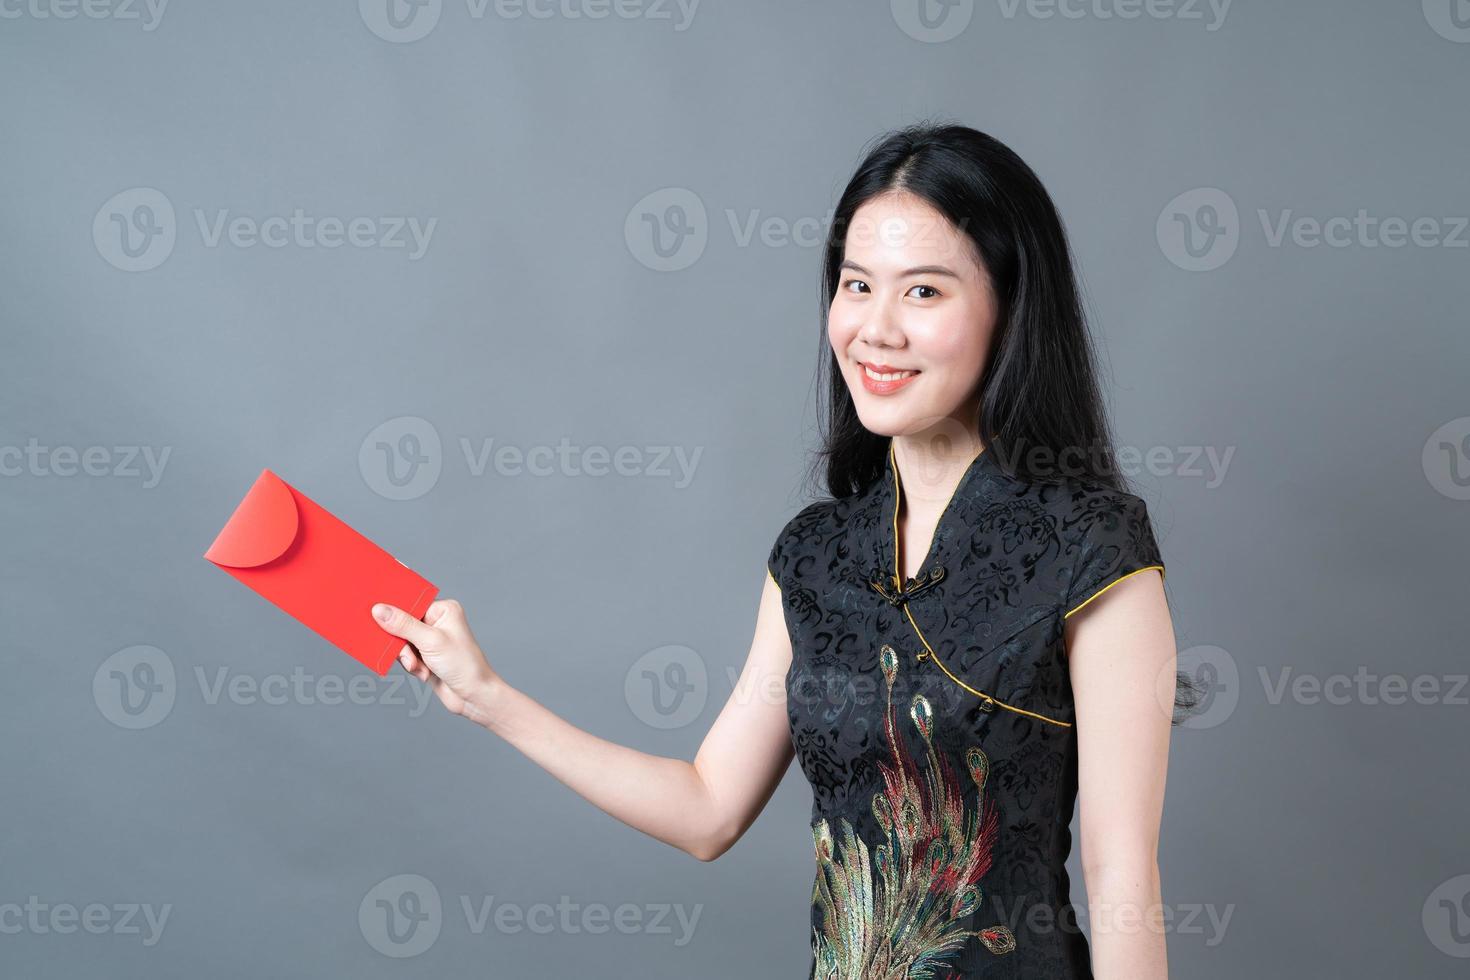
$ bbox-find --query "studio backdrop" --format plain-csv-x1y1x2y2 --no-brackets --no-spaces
2,2,1467,977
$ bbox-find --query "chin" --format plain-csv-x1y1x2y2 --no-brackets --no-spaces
857,402,977,445
850,401,925,438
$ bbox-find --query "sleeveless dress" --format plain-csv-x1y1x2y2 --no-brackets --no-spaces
767,438,1165,979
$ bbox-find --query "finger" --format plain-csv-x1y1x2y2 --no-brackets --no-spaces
402,643,437,683
394,649,457,712
397,645,431,681
424,598,463,632
373,603,438,649
412,661,447,698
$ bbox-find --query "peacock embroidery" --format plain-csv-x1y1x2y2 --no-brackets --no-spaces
809,643,1017,979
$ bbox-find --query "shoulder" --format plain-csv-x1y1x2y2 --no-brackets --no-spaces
968,471,1163,616
1040,478,1165,617
767,489,871,595
778,496,841,536
1052,478,1156,541
977,469,1154,546
768,497,839,570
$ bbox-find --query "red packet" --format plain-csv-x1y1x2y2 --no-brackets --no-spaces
204,469,437,675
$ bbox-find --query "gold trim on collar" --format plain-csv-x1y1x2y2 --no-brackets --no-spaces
885,439,1073,729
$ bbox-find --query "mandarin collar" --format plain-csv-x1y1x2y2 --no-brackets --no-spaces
860,436,1003,602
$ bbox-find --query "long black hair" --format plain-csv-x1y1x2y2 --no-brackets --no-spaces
805,119,1202,724
812,120,1122,498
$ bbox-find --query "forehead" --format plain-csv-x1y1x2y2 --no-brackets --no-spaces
842,191,979,273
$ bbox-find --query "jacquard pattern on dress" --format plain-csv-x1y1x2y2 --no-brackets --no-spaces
772,436,1168,978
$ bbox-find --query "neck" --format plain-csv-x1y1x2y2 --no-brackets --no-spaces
890,430,986,507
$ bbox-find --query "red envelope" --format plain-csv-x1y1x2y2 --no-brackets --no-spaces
204,469,437,675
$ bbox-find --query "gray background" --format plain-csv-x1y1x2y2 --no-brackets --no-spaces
3,0,1469,976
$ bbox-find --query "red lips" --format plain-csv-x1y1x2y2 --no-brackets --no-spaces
859,360,921,396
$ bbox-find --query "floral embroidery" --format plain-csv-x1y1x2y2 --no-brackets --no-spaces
809,643,1017,978
772,436,1170,977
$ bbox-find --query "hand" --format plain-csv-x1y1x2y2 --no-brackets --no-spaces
372,598,500,720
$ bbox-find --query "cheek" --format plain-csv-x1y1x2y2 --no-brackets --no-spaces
827,303,859,352
914,304,992,379
909,315,976,362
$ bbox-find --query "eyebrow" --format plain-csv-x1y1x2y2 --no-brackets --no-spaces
839,260,961,278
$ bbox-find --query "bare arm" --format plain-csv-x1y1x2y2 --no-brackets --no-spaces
372,572,796,862
1066,568,1175,980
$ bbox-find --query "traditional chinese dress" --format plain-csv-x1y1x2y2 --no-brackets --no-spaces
768,437,1165,979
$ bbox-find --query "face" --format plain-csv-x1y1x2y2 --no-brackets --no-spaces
828,190,999,444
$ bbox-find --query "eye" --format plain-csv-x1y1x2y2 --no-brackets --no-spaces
841,278,869,294
907,284,940,299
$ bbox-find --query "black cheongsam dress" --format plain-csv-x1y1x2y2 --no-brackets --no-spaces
767,438,1165,980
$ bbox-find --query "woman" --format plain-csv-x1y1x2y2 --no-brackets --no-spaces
373,122,1188,979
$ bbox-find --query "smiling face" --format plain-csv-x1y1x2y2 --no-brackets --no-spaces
828,190,999,442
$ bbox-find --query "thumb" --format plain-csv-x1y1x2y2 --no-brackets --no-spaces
372,603,438,650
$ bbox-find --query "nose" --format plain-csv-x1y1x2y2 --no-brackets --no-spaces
857,297,906,350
